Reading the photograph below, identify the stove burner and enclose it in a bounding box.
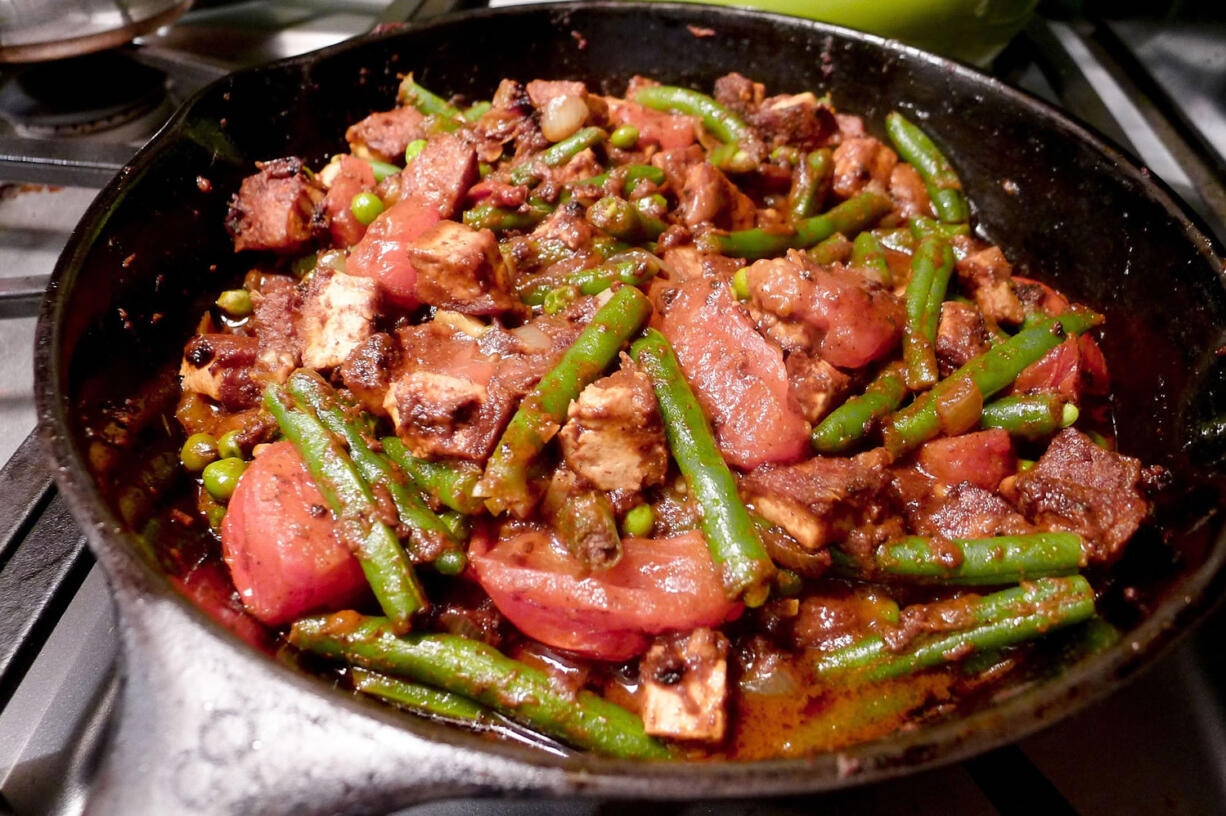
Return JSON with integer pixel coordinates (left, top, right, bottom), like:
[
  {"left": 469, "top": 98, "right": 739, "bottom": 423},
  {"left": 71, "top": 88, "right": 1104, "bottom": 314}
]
[{"left": 0, "top": 51, "right": 166, "bottom": 136}]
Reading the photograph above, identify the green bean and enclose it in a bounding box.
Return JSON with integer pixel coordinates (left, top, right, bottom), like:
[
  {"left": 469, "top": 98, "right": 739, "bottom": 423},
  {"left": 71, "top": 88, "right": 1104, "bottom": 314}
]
[
  {"left": 633, "top": 84, "right": 751, "bottom": 146},
  {"left": 631, "top": 329, "right": 774, "bottom": 605},
  {"left": 350, "top": 668, "right": 490, "bottom": 723},
  {"left": 808, "top": 233, "right": 851, "bottom": 266},
  {"left": 570, "top": 164, "right": 666, "bottom": 197},
  {"left": 909, "top": 215, "right": 971, "bottom": 242},
  {"left": 886, "top": 112, "right": 970, "bottom": 224},
  {"left": 811, "top": 362, "right": 908, "bottom": 454},
  {"left": 713, "top": 191, "right": 892, "bottom": 259},
  {"left": 365, "top": 159, "right": 401, "bottom": 182},
  {"left": 556, "top": 491, "right": 622, "bottom": 569},
  {"left": 510, "top": 126, "right": 607, "bottom": 186},
  {"left": 833, "top": 532, "right": 1086, "bottom": 584},
  {"left": 787, "top": 148, "right": 833, "bottom": 223},
  {"left": 463, "top": 101, "right": 491, "bottom": 122},
  {"left": 542, "top": 285, "right": 578, "bottom": 314},
  {"left": 381, "top": 437, "right": 485, "bottom": 515},
  {"left": 851, "top": 231, "right": 892, "bottom": 286},
  {"left": 980, "top": 394, "right": 1073, "bottom": 439},
  {"left": 264, "top": 384, "right": 426, "bottom": 632},
  {"left": 476, "top": 286, "right": 653, "bottom": 516},
  {"left": 290, "top": 614, "right": 670, "bottom": 759},
  {"left": 462, "top": 199, "right": 553, "bottom": 232},
  {"left": 815, "top": 577, "right": 1096, "bottom": 680},
  {"left": 882, "top": 310, "right": 1102, "bottom": 455},
  {"left": 398, "top": 74, "right": 461, "bottom": 119},
  {"left": 903, "top": 235, "right": 954, "bottom": 389},
  {"left": 287, "top": 370, "right": 455, "bottom": 558},
  {"left": 873, "top": 226, "right": 915, "bottom": 254},
  {"left": 520, "top": 250, "right": 661, "bottom": 306}
]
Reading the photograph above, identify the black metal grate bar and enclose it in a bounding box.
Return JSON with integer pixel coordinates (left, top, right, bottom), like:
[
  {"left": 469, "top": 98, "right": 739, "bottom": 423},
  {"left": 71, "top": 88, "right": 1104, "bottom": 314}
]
[{"left": 0, "top": 451, "right": 92, "bottom": 709}]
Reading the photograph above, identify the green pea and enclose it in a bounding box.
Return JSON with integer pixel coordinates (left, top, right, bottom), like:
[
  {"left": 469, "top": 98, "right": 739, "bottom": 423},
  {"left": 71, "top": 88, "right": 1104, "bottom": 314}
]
[
  {"left": 350, "top": 191, "right": 384, "bottom": 226},
  {"left": 775, "top": 568, "right": 803, "bottom": 597},
  {"left": 434, "top": 549, "right": 468, "bottom": 575},
  {"left": 543, "top": 285, "right": 578, "bottom": 315},
  {"left": 217, "top": 429, "right": 243, "bottom": 460},
  {"left": 478, "top": 162, "right": 493, "bottom": 178},
  {"left": 732, "top": 267, "right": 750, "bottom": 300},
  {"left": 202, "top": 457, "right": 246, "bottom": 502},
  {"left": 404, "top": 139, "right": 428, "bottom": 163},
  {"left": 366, "top": 159, "right": 400, "bottom": 182},
  {"left": 1017, "top": 458, "right": 1036, "bottom": 472},
  {"left": 1061, "top": 403, "right": 1080, "bottom": 427},
  {"left": 622, "top": 503, "right": 654, "bottom": 538},
  {"left": 180, "top": 433, "right": 219, "bottom": 472},
  {"left": 609, "top": 124, "right": 640, "bottom": 150},
  {"left": 215, "top": 289, "right": 253, "bottom": 318}
]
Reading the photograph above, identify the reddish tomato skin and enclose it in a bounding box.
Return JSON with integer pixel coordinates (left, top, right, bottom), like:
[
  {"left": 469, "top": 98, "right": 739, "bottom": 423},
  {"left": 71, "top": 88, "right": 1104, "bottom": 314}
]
[
  {"left": 170, "top": 562, "right": 270, "bottom": 650},
  {"left": 221, "top": 441, "right": 368, "bottom": 627},
  {"left": 917, "top": 429, "right": 1016, "bottom": 491},
  {"left": 345, "top": 198, "right": 441, "bottom": 308},
  {"left": 1014, "top": 336, "right": 1081, "bottom": 400},
  {"left": 469, "top": 529, "right": 741, "bottom": 661},
  {"left": 610, "top": 101, "right": 697, "bottom": 150},
  {"left": 658, "top": 277, "right": 810, "bottom": 469},
  {"left": 805, "top": 266, "right": 902, "bottom": 368},
  {"left": 1078, "top": 333, "right": 1111, "bottom": 395},
  {"left": 323, "top": 155, "right": 375, "bottom": 248}
]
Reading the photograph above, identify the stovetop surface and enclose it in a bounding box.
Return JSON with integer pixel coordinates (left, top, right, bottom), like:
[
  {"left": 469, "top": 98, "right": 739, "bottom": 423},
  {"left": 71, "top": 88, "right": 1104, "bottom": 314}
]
[{"left": 1, "top": 3, "right": 1224, "bottom": 814}]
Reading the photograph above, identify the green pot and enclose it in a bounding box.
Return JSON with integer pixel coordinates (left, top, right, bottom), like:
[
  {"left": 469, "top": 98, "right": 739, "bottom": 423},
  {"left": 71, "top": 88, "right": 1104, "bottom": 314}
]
[{"left": 640, "top": 0, "right": 1039, "bottom": 64}]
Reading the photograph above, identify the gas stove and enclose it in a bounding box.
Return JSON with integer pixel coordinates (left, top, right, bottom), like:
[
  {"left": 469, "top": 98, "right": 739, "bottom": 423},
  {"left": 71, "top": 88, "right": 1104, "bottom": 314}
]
[{"left": 0, "top": 4, "right": 1224, "bottom": 814}]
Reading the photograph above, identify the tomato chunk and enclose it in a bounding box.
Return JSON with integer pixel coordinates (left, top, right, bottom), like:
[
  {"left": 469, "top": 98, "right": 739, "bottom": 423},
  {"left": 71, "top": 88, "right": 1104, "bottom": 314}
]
[
  {"left": 469, "top": 529, "right": 741, "bottom": 661},
  {"left": 917, "top": 429, "right": 1016, "bottom": 491},
  {"left": 170, "top": 562, "right": 270, "bottom": 650},
  {"left": 221, "top": 441, "right": 368, "bottom": 626},
  {"left": 323, "top": 155, "right": 376, "bottom": 248},
  {"left": 610, "top": 100, "right": 697, "bottom": 150},
  {"left": 345, "top": 197, "right": 440, "bottom": 308},
  {"left": 658, "top": 277, "right": 810, "bottom": 469}
]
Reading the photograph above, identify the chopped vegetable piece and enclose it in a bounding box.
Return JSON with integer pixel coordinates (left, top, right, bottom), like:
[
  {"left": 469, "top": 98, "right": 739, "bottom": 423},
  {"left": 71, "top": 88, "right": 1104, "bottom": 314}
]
[
  {"left": 264, "top": 383, "right": 427, "bottom": 632},
  {"left": 885, "top": 111, "right": 970, "bottom": 224},
  {"left": 815, "top": 577, "right": 1096, "bottom": 680},
  {"left": 631, "top": 329, "right": 775, "bottom": 605},
  {"left": 290, "top": 613, "right": 670, "bottom": 759},
  {"left": 476, "top": 286, "right": 653, "bottom": 517}
]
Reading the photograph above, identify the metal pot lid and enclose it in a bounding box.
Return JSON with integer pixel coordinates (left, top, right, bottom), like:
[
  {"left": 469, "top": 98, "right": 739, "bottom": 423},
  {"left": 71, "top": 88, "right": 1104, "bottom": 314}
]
[{"left": 0, "top": 0, "right": 192, "bottom": 63}]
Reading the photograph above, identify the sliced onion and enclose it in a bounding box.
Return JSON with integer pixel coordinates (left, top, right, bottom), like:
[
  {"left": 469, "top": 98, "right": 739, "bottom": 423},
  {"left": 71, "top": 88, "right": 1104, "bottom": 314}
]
[
  {"left": 510, "top": 322, "right": 551, "bottom": 352},
  {"left": 541, "top": 95, "right": 589, "bottom": 142},
  {"left": 739, "top": 654, "right": 802, "bottom": 697}
]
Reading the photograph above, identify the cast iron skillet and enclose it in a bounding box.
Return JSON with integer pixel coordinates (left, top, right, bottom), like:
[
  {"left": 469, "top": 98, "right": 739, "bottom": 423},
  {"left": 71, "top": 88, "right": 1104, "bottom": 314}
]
[{"left": 35, "top": 3, "right": 1226, "bottom": 813}]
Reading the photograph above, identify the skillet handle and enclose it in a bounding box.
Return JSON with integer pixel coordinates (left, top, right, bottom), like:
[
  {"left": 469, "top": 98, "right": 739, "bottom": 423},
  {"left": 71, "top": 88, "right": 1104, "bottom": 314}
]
[{"left": 82, "top": 579, "right": 552, "bottom": 814}]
